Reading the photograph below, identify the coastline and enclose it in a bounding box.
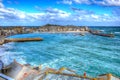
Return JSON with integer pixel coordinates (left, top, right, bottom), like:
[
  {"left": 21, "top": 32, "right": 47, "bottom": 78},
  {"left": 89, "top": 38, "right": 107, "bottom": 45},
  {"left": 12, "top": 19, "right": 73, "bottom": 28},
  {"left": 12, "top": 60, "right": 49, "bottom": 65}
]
[
  {"left": 0, "top": 30, "right": 88, "bottom": 45},
  {"left": 0, "top": 26, "right": 119, "bottom": 79},
  {"left": 35, "top": 31, "right": 88, "bottom": 33}
]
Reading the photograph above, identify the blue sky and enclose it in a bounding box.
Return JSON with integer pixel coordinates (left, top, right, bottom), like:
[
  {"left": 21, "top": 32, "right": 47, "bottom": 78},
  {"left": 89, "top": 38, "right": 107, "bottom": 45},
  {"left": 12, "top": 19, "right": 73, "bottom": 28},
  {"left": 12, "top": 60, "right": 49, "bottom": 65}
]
[{"left": 0, "top": 0, "right": 120, "bottom": 26}]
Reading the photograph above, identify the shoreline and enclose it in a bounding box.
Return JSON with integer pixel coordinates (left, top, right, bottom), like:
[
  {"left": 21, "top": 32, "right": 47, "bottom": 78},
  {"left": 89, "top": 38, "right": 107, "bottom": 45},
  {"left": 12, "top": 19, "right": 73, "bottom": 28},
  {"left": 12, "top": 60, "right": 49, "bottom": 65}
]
[
  {"left": 0, "top": 31, "right": 88, "bottom": 45},
  {"left": 0, "top": 29, "right": 119, "bottom": 79},
  {"left": 38, "top": 31, "right": 88, "bottom": 33}
]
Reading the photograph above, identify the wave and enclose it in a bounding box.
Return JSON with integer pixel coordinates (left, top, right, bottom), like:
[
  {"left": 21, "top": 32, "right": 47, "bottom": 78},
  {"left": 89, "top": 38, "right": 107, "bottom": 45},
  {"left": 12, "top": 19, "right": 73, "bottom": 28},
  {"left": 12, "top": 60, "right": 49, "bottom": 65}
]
[
  {"left": 0, "top": 43, "right": 14, "bottom": 56},
  {"left": 0, "top": 47, "right": 6, "bottom": 56},
  {"left": 0, "top": 42, "right": 17, "bottom": 66},
  {"left": 0, "top": 51, "right": 14, "bottom": 66},
  {"left": 0, "top": 51, "right": 26, "bottom": 66},
  {"left": 113, "top": 38, "right": 120, "bottom": 41},
  {"left": 0, "top": 33, "right": 120, "bottom": 77},
  {"left": 114, "top": 32, "right": 120, "bottom": 34},
  {"left": 100, "top": 30, "right": 105, "bottom": 32},
  {"left": 41, "top": 56, "right": 76, "bottom": 69}
]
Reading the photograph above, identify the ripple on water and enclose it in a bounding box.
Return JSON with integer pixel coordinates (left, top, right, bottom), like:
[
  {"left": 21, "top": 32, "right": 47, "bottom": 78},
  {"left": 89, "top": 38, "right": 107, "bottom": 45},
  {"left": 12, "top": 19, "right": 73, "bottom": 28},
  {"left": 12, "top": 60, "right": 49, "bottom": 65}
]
[{"left": 1, "top": 28, "right": 120, "bottom": 77}]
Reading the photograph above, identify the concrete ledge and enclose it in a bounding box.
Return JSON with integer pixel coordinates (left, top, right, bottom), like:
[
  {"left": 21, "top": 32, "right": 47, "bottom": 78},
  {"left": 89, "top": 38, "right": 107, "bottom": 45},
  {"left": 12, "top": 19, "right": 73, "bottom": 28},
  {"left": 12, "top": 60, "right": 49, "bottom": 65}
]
[
  {"left": 0, "top": 40, "right": 4, "bottom": 45},
  {"left": 4, "top": 38, "right": 43, "bottom": 43},
  {"left": 0, "top": 38, "right": 43, "bottom": 45}
]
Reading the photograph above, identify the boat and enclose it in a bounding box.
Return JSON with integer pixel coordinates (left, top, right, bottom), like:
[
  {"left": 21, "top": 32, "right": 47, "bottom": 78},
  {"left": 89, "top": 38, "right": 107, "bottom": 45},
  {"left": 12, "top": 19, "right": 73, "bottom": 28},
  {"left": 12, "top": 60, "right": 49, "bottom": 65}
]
[
  {"left": 89, "top": 30, "right": 114, "bottom": 37},
  {"left": 80, "top": 33, "right": 85, "bottom": 36}
]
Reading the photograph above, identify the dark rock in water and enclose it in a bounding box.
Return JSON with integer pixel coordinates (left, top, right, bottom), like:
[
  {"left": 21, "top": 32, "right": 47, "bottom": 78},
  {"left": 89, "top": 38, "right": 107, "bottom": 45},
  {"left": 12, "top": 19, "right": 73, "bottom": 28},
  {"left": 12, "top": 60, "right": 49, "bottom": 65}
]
[
  {"left": 24, "top": 63, "right": 31, "bottom": 66},
  {"left": 0, "top": 60, "right": 4, "bottom": 70},
  {"left": 33, "top": 67, "right": 39, "bottom": 70},
  {"left": 80, "top": 33, "right": 85, "bottom": 36}
]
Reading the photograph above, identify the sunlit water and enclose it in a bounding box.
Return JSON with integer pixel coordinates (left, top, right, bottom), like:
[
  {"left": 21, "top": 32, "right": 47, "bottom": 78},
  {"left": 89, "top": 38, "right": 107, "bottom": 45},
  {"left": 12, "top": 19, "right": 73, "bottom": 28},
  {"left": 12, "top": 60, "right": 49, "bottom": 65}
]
[{"left": 0, "top": 27, "right": 120, "bottom": 77}]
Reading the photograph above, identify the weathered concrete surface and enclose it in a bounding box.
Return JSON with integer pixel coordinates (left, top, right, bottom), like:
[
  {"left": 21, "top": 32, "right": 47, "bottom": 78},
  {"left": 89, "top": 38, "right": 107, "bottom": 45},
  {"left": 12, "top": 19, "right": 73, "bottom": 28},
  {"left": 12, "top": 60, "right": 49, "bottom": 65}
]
[
  {"left": 4, "top": 38, "right": 43, "bottom": 43},
  {"left": 2, "top": 61, "right": 120, "bottom": 80},
  {"left": 0, "top": 36, "right": 5, "bottom": 45},
  {"left": 0, "top": 38, "right": 43, "bottom": 45},
  {"left": 0, "top": 40, "right": 4, "bottom": 45}
]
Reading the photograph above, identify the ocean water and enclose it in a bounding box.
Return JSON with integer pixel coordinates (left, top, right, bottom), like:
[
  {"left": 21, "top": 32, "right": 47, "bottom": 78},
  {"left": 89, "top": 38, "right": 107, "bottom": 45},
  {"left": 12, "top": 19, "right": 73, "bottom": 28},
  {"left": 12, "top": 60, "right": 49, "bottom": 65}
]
[{"left": 0, "top": 27, "right": 120, "bottom": 77}]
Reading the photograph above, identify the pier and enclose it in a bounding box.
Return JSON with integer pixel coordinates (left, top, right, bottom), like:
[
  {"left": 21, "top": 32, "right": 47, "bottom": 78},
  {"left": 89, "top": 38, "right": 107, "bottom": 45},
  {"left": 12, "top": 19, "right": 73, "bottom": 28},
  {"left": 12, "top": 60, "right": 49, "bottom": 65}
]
[
  {"left": 0, "top": 38, "right": 43, "bottom": 45},
  {"left": 89, "top": 30, "right": 114, "bottom": 37}
]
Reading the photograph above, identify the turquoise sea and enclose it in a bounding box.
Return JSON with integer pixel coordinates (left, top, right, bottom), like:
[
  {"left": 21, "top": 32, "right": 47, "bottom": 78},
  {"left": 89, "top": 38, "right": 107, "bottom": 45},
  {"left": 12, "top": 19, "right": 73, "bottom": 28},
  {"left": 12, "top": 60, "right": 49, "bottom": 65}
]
[{"left": 0, "top": 27, "right": 120, "bottom": 77}]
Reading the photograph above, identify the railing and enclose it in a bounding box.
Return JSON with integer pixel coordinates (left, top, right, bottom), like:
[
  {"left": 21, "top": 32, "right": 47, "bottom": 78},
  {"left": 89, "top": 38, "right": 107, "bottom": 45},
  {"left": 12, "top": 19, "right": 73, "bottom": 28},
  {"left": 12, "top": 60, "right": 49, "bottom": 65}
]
[{"left": 0, "top": 73, "right": 15, "bottom": 80}]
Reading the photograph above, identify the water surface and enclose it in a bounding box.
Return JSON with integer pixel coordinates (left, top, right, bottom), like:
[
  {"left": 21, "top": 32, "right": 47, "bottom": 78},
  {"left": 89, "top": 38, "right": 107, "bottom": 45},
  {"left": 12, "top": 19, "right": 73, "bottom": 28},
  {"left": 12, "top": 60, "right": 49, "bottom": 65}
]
[{"left": 0, "top": 27, "right": 120, "bottom": 77}]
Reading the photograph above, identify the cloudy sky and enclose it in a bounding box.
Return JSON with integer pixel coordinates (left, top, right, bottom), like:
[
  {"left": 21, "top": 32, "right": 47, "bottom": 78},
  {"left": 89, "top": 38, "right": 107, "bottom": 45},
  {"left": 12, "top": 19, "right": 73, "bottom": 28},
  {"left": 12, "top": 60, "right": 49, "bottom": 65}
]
[{"left": 0, "top": 0, "right": 120, "bottom": 26}]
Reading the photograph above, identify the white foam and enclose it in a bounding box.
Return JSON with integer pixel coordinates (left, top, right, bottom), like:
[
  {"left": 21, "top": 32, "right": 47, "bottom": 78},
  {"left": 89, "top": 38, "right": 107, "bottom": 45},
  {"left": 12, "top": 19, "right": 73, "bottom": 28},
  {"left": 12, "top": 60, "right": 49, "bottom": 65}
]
[
  {"left": 2, "top": 42, "right": 15, "bottom": 49},
  {"left": 114, "top": 32, "right": 120, "bottom": 34},
  {"left": 100, "top": 30, "right": 105, "bottom": 32},
  {"left": 0, "top": 41, "right": 28, "bottom": 66},
  {"left": 0, "top": 52, "right": 13, "bottom": 66},
  {"left": 42, "top": 56, "right": 76, "bottom": 69},
  {"left": 16, "top": 57, "right": 26, "bottom": 64},
  {"left": 0, "top": 47, "right": 6, "bottom": 56},
  {"left": 0, "top": 51, "right": 27, "bottom": 66},
  {"left": 0, "top": 42, "right": 14, "bottom": 56}
]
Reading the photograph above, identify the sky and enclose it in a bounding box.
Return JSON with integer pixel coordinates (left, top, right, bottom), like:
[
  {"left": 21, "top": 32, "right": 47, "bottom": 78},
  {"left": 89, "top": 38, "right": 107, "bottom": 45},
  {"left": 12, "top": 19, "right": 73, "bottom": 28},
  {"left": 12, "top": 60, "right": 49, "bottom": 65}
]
[{"left": 0, "top": 0, "right": 120, "bottom": 26}]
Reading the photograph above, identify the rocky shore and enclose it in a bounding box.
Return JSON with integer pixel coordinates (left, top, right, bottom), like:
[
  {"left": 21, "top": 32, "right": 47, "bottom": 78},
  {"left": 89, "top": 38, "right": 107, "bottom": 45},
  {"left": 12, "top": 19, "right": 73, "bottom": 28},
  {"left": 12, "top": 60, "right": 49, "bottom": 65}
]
[
  {"left": 0, "top": 24, "right": 114, "bottom": 45},
  {"left": 0, "top": 24, "right": 89, "bottom": 37},
  {"left": 0, "top": 24, "right": 89, "bottom": 45}
]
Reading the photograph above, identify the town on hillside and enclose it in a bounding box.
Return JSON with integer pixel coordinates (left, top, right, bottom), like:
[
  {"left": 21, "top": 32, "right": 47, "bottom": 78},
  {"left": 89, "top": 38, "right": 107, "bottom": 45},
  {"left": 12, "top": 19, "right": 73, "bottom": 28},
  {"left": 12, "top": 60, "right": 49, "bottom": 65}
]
[{"left": 0, "top": 24, "right": 89, "bottom": 37}]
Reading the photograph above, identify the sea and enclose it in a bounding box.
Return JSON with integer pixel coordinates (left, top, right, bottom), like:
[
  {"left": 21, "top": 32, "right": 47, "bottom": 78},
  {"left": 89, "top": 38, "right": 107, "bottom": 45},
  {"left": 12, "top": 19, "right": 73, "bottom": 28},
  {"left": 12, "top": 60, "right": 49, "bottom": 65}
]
[{"left": 0, "top": 27, "right": 120, "bottom": 77}]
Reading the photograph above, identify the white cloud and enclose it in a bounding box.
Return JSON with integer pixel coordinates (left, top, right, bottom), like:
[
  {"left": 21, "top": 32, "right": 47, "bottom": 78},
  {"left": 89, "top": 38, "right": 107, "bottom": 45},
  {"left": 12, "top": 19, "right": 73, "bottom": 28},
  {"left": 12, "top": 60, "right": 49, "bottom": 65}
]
[
  {"left": 62, "top": 0, "right": 72, "bottom": 5},
  {"left": 60, "top": 0, "right": 120, "bottom": 6},
  {"left": 0, "top": 0, "right": 4, "bottom": 8},
  {"left": 71, "top": 7, "right": 94, "bottom": 15},
  {"left": 92, "top": 0, "right": 120, "bottom": 6},
  {"left": 0, "top": 3, "right": 3, "bottom": 8},
  {"left": 91, "top": 14, "right": 99, "bottom": 19},
  {"left": 0, "top": 15, "right": 4, "bottom": 19},
  {"left": 74, "top": 0, "right": 90, "bottom": 4},
  {"left": 70, "top": 8, "right": 120, "bottom": 23},
  {"left": 0, "top": 6, "right": 72, "bottom": 25},
  {"left": 34, "top": 6, "right": 42, "bottom": 11},
  {"left": 27, "top": 13, "right": 45, "bottom": 20},
  {"left": 44, "top": 8, "right": 71, "bottom": 19},
  {"left": 0, "top": 1, "right": 120, "bottom": 26},
  {"left": 0, "top": 6, "right": 119, "bottom": 25},
  {"left": 112, "top": 8, "right": 120, "bottom": 16},
  {"left": 0, "top": 8, "right": 27, "bottom": 20},
  {"left": 45, "top": 8, "right": 67, "bottom": 14},
  {"left": 59, "top": 0, "right": 90, "bottom": 5}
]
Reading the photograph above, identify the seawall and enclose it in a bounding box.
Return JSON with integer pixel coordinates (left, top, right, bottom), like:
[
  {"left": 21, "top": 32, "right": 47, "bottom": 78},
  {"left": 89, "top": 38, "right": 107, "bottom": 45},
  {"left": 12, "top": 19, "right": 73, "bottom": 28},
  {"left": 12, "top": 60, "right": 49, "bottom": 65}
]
[{"left": 0, "top": 38, "right": 43, "bottom": 45}]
